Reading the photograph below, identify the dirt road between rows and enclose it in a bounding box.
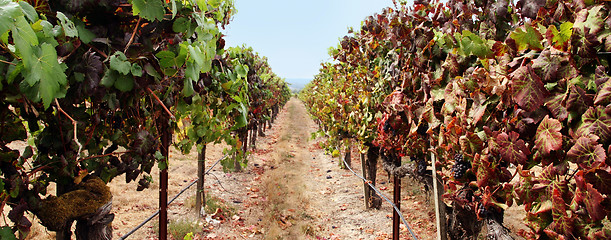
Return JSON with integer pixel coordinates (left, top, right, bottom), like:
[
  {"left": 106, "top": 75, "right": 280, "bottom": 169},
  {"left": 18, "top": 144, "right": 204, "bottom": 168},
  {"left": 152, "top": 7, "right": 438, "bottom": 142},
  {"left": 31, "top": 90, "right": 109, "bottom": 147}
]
[{"left": 27, "top": 98, "right": 437, "bottom": 240}]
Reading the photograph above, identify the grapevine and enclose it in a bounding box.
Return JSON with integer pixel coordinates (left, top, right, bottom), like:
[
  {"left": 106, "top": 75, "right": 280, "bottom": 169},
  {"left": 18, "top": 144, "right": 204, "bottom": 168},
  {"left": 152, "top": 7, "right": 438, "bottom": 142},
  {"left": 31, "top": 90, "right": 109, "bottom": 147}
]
[
  {"left": 302, "top": 0, "right": 611, "bottom": 238},
  {"left": 0, "top": 0, "right": 289, "bottom": 239}
]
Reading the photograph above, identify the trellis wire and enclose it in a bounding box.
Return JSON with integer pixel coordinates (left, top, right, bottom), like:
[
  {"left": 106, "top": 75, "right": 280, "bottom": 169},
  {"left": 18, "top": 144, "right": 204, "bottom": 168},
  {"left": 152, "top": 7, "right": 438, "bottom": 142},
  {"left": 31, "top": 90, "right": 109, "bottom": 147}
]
[
  {"left": 118, "top": 153, "right": 228, "bottom": 240},
  {"left": 341, "top": 156, "right": 420, "bottom": 240}
]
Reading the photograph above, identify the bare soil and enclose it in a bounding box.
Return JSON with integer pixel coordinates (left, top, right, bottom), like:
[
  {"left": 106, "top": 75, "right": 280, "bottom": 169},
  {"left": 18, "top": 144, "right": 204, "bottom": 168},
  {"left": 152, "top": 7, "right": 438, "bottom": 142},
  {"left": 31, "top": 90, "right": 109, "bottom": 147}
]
[{"left": 26, "top": 98, "right": 442, "bottom": 239}]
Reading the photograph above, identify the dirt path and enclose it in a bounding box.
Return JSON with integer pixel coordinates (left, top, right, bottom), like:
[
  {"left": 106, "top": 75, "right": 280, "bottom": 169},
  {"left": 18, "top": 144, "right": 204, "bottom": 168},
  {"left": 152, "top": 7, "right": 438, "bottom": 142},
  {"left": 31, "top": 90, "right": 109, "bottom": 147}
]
[{"left": 25, "top": 97, "right": 437, "bottom": 240}]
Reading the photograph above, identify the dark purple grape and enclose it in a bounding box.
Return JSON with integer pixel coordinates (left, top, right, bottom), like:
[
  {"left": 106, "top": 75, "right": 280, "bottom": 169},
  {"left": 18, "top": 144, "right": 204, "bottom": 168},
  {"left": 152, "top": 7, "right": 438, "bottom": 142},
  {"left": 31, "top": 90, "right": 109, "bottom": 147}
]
[{"left": 451, "top": 154, "right": 471, "bottom": 179}]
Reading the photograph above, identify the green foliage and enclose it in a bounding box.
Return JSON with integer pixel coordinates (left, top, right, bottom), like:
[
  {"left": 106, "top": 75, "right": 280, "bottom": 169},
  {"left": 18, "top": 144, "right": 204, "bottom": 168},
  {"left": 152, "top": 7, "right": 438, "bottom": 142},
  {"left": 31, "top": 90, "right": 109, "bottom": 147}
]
[{"left": 0, "top": 0, "right": 254, "bottom": 238}]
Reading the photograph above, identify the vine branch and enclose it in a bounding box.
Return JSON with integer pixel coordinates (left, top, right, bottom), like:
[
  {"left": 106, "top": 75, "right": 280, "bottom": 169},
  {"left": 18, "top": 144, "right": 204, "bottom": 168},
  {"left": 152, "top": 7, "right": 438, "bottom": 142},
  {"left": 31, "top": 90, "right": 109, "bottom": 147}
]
[
  {"left": 124, "top": 17, "right": 142, "bottom": 54},
  {"left": 146, "top": 87, "right": 176, "bottom": 120},
  {"left": 55, "top": 99, "right": 83, "bottom": 157}
]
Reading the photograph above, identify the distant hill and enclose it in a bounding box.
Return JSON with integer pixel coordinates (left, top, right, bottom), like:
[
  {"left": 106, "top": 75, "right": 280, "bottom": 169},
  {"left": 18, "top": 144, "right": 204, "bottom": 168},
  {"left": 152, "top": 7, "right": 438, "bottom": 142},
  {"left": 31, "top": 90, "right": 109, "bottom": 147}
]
[{"left": 285, "top": 78, "right": 311, "bottom": 92}]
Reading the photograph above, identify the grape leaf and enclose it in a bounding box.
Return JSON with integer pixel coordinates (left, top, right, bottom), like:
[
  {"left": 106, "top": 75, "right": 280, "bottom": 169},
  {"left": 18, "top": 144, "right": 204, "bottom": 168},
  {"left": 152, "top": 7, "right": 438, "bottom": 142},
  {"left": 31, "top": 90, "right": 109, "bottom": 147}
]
[
  {"left": 131, "top": 63, "right": 143, "bottom": 77},
  {"left": 0, "top": 226, "right": 17, "bottom": 240},
  {"left": 575, "top": 171, "right": 607, "bottom": 222},
  {"left": 75, "top": 19, "right": 95, "bottom": 44},
  {"left": 0, "top": 0, "right": 21, "bottom": 35},
  {"left": 100, "top": 69, "right": 119, "bottom": 87},
  {"left": 114, "top": 74, "right": 134, "bottom": 92},
  {"left": 510, "top": 65, "right": 549, "bottom": 112},
  {"left": 23, "top": 43, "right": 68, "bottom": 109},
  {"left": 535, "top": 116, "right": 563, "bottom": 155},
  {"left": 510, "top": 24, "right": 543, "bottom": 51},
  {"left": 131, "top": 0, "right": 165, "bottom": 21},
  {"left": 56, "top": 12, "right": 77, "bottom": 38},
  {"left": 13, "top": 16, "right": 38, "bottom": 47},
  {"left": 566, "top": 84, "right": 592, "bottom": 113},
  {"left": 546, "top": 22, "right": 572, "bottom": 48},
  {"left": 532, "top": 49, "right": 570, "bottom": 82},
  {"left": 567, "top": 136, "right": 606, "bottom": 170},
  {"left": 545, "top": 93, "right": 568, "bottom": 121},
  {"left": 495, "top": 131, "right": 530, "bottom": 165},
  {"left": 584, "top": 169, "right": 611, "bottom": 195},
  {"left": 457, "top": 30, "right": 492, "bottom": 58},
  {"left": 17, "top": 1, "right": 37, "bottom": 23},
  {"left": 173, "top": 17, "right": 190, "bottom": 33},
  {"left": 576, "top": 106, "right": 611, "bottom": 143},
  {"left": 549, "top": 186, "right": 574, "bottom": 235},
  {"left": 109, "top": 52, "right": 131, "bottom": 75},
  {"left": 574, "top": 6, "right": 604, "bottom": 35},
  {"left": 594, "top": 79, "right": 611, "bottom": 105}
]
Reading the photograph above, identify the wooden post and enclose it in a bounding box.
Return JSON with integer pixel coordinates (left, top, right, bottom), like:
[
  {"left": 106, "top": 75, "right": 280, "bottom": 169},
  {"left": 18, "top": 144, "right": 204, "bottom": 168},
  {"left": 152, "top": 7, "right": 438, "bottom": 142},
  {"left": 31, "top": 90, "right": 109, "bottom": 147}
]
[
  {"left": 431, "top": 152, "right": 448, "bottom": 240},
  {"left": 344, "top": 143, "right": 352, "bottom": 168},
  {"left": 159, "top": 125, "right": 171, "bottom": 240},
  {"left": 195, "top": 145, "right": 206, "bottom": 217},
  {"left": 361, "top": 153, "right": 370, "bottom": 208},
  {"left": 393, "top": 172, "right": 401, "bottom": 240}
]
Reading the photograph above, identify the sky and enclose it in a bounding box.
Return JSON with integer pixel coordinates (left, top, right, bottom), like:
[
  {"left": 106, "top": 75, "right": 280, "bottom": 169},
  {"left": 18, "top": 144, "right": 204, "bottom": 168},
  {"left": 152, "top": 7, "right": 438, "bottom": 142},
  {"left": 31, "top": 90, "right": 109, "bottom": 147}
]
[{"left": 222, "top": 0, "right": 395, "bottom": 87}]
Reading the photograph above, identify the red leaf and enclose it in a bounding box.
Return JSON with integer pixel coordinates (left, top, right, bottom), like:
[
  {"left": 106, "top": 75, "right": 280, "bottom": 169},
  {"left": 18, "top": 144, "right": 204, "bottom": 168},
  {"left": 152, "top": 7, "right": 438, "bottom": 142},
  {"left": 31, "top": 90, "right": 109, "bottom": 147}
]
[
  {"left": 545, "top": 93, "right": 568, "bottom": 121},
  {"left": 575, "top": 171, "right": 608, "bottom": 222},
  {"left": 594, "top": 79, "right": 611, "bottom": 105},
  {"left": 567, "top": 136, "right": 606, "bottom": 170},
  {"left": 584, "top": 169, "right": 611, "bottom": 195},
  {"left": 510, "top": 65, "right": 549, "bottom": 112},
  {"left": 576, "top": 106, "right": 611, "bottom": 143},
  {"left": 535, "top": 115, "right": 563, "bottom": 155},
  {"left": 495, "top": 131, "right": 530, "bottom": 165}
]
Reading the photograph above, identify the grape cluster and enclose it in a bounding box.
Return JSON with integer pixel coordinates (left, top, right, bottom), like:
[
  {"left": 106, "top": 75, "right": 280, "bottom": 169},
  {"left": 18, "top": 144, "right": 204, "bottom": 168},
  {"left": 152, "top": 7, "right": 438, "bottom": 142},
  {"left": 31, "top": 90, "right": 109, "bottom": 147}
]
[
  {"left": 416, "top": 158, "right": 427, "bottom": 176},
  {"left": 451, "top": 154, "right": 471, "bottom": 179}
]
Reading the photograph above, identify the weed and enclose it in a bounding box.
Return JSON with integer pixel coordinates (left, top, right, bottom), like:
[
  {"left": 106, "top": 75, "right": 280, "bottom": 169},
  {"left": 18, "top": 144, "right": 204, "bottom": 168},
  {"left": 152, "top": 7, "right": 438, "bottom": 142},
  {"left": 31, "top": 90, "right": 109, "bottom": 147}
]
[
  {"left": 205, "top": 194, "right": 235, "bottom": 216},
  {"left": 168, "top": 220, "right": 200, "bottom": 240}
]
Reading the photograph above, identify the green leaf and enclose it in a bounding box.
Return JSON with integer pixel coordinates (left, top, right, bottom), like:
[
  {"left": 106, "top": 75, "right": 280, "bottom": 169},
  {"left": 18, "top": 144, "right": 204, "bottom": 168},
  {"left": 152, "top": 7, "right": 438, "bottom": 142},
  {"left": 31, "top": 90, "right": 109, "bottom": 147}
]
[
  {"left": 457, "top": 30, "right": 492, "bottom": 58},
  {"left": 131, "top": 0, "right": 165, "bottom": 21},
  {"left": 114, "top": 74, "right": 134, "bottom": 92},
  {"left": 0, "top": 0, "right": 22, "bottom": 35},
  {"left": 183, "top": 78, "right": 194, "bottom": 97},
  {"left": 535, "top": 116, "right": 563, "bottom": 155},
  {"left": 510, "top": 65, "right": 549, "bottom": 112},
  {"left": 13, "top": 16, "right": 38, "bottom": 47},
  {"left": 236, "top": 64, "right": 248, "bottom": 79},
  {"left": 56, "top": 12, "right": 78, "bottom": 38},
  {"left": 208, "top": 0, "right": 221, "bottom": 8},
  {"left": 510, "top": 24, "right": 543, "bottom": 51},
  {"left": 17, "top": 1, "right": 37, "bottom": 23},
  {"left": 101, "top": 69, "right": 119, "bottom": 87},
  {"left": 131, "top": 63, "right": 143, "bottom": 77},
  {"left": 24, "top": 43, "right": 68, "bottom": 109},
  {"left": 144, "top": 63, "right": 161, "bottom": 80},
  {"left": 550, "top": 22, "right": 573, "bottom": 45},
  {"left": 0, "top": 226, "right": 17, "bottom": 240},
  {"left": 196, "top": 0, "right": 208, "bottom": 11},
  {"left": 188, "top": 45, "right": 204, "bottom": 67},
  {"left": 75, "top": 19, "right": 95, "bottom": 44},
  {"left": 173, "top": 17, "right": 190, "bottom": 33},
  {"left": 110, "top": 52, "right": 131, "bottom": 75}
]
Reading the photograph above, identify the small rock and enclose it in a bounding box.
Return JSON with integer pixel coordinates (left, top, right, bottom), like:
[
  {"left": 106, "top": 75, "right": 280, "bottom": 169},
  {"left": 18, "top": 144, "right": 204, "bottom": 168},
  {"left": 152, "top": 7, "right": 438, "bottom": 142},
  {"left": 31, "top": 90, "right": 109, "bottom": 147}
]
[
  {"left": 326, "top": 176, "right": 332, "bottom": 179},
  {"left": 326, "top": 170, "right": 332, "bottom": 173}
]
